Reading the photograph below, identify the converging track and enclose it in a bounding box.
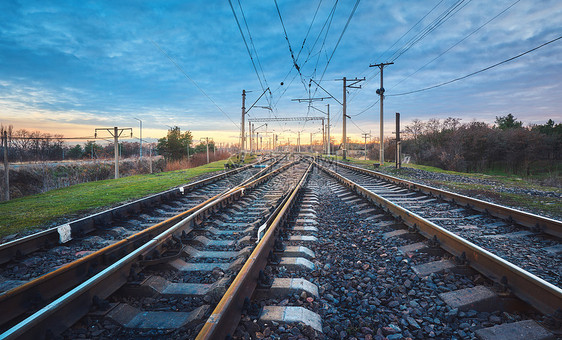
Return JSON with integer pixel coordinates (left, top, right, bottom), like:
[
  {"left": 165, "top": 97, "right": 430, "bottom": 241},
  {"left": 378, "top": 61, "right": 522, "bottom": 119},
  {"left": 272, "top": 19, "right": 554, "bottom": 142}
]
[{"left": 0, "top": 155, "right": 560, "bottom": 339}]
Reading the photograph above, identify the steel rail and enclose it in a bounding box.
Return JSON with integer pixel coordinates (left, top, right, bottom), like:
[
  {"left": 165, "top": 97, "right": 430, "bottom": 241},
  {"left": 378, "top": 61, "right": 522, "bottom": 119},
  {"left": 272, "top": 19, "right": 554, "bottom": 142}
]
[
  {"left": 316, "top": 161, "right": 562, "bottom": 316},
  {"left": 0, "top": 159, "right": 278, "bottom": 328},
  {"left": 196, "top": 161, "right": 313, "bottom": 339},
  {"left": 0, "top": 159, "right": 293, "bottom": 336},
  {"left": 321, "top": 159, "right": 562, "bottom": 238},
  {"left": 0, "top": 161, "right": 265, "bottom": 265}
]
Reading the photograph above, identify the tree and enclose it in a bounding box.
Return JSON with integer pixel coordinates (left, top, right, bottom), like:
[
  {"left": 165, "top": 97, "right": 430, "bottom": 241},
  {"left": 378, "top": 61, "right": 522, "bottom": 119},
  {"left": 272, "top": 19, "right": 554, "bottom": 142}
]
[
  {"left": 67, "top": 144, "right": 83, "bottom": 159},
  {"left": 157, "top": 126, "right": 193, "bottom": 160},
  {"left": 495, "top": 114, "right": 522, "bottom": 130}
]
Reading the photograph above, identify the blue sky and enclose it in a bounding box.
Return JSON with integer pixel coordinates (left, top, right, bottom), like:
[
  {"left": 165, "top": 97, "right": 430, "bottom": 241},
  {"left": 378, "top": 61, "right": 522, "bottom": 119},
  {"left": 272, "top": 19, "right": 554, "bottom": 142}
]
[{"left": 1, "top": 0, "right": 561, "bottom": 144}]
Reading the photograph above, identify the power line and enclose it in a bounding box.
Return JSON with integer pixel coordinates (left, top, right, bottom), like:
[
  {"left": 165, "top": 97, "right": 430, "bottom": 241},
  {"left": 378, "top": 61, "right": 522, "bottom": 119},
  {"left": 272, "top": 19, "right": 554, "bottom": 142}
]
[
  {"left": 390, "top": 0, "right": 520, "bottom": 90},
  {"left": 389, "top": 34, "right": 562, "bottom": 97},
  {"left": 375, "top": 0, "right": 445, "bottom": 63},
  {"left": 274, "top": 0, "right": 302, "bottom": 77},
  {"left": 389, "top": 0, "right": 471, "bottom": 62},
  {"left": 316, "top": 0, "right": 360, "bottom": 83},
  {"left": 150, "top": 40, "right": 239, "bottom": 129},
  {"left": 228, "top": 0, "right": 266, "bottom": 91},
  {"left": 236, "top": 0, "right": 273, "bottom": 107}
]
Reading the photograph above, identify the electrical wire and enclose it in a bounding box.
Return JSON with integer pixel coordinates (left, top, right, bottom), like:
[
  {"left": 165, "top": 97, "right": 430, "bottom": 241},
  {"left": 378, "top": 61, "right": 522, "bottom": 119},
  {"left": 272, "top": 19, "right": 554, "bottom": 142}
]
[
  {"left": 150, "top": 40, "right": 239, "bottom": 129},
  {"left": 388, "top": 34, "right": 562, "bottom": 97},
  {"left": 390, "top": 0, "right": 520, "bottom": 90},
  {"left": 317, "top": 0, "right": 360, "bottom": 84},
  {"left": 236, "top": 0, "right": 273, "bottom": 106},
  {"left": 389, "top": 0, "right": 471, "bottom": 62},
  {"left": 229, "top": 0, "right": 266, "bottom": 91}
]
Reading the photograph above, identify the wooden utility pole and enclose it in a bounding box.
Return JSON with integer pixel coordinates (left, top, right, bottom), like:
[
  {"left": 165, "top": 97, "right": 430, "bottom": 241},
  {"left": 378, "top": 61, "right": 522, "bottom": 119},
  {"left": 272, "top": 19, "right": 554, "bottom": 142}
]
[
  {"left": 3, "top": 131, "right": 9, "bottom": 201},
  {"left": 369, "top": 62, "right": 393, "bottom": 166},
  {"left": 95, "top": 127, "right": 132, "bottom": 179}
]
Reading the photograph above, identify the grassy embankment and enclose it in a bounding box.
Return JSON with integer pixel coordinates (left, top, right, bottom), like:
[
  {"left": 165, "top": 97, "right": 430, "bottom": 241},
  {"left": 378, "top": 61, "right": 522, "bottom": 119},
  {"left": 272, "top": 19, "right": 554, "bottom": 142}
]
[
  {"left": 331, "top": 156, "right": 562, "bottom": 219},
  {"left": 0, "top": 156, "right": 256, "bottom": 238}
]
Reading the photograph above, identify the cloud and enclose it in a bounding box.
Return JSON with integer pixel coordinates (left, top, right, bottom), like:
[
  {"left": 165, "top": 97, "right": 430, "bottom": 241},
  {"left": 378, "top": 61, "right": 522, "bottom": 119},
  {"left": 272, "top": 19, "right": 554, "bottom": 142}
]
[{"left": 0, "top": 0, "right": 561, "bottom": 143}]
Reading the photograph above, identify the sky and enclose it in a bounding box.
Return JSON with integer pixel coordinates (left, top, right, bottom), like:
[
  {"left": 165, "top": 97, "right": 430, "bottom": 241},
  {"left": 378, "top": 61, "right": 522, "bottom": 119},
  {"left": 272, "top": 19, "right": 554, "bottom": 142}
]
[{"left": 1, "top": 0, "right": 561, "bottom": 145}]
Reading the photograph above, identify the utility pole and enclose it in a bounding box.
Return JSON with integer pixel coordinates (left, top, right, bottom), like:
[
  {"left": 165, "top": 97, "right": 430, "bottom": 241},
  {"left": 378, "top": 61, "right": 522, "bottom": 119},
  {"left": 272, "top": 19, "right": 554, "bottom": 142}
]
[
  {"left": 326, "top": 104, "right": 332, "bottom": 155},
  {"left": 321, "top": 118, "right": 325, "bottom": 154},
  {"left": 396, "top": 112, "right": 401, "bottom": 169},
  {"left": 297, "top": 131, "right": 300, "bottom": 153},
  {"left": 310, "top": 132, "right": 313, "bottom": 153},
  {"left": 95, "top": 127, "right": 132, "bottom": 179},
  {"left": 340, "top": 77, "right": 365, "bottom": 160},
  {"left": 241, "top": 90, "right": 246, "bottom": 156},
  {"left": 149, "top": 144, "right": 153, "bottom": 174},
  {"left": 2, "top": 131, "right": 9, "bottom": 201},
  {"left": 134, "top": 118, "right": 142, "bottom": 159},
  {"left": 362, "top": 132, "right": 371, "bottom": 160},
  {"left": 203, "top": 137, "right": 211, "bottom": 164},
  {"left": 369, "top": 62, "right": 393, "bottom": 166}
]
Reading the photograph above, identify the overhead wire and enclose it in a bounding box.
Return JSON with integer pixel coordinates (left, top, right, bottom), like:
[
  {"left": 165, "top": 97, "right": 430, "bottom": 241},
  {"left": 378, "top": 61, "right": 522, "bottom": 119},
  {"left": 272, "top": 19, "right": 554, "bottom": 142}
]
[
  {"left": 388, "top": 34, "right": 562, "bottom": 97},
  {"left": 150, "top": 40, "right": 239, "bottom": 129},
  {"left": 236, "top": 0, "right": 273, "bottom": 106},
  {"left": 228, "top": 0, "right": 266, "bottom": 91},
  {"left": 388, "top": 0, "right": 471, "bottom": 62},
  {"left": 390, "top": 0, "right": 521, "bottom": 90}
]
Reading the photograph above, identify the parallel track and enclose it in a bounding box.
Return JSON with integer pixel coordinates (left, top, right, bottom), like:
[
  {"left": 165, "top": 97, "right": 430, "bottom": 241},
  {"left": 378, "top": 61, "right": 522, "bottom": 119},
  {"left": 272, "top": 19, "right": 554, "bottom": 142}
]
[
  {"left": 0, "top": 158, "right": 311, "bottom": 339},
  {"left": 316, "top": 159, "right": 562, "bottom": 318}
]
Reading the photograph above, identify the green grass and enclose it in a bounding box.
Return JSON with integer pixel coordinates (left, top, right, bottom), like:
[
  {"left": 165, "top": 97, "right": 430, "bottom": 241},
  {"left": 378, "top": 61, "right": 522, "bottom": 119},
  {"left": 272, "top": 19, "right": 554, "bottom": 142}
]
[{"left": 0, "top": 159, "right": 232, "bottom": 238}]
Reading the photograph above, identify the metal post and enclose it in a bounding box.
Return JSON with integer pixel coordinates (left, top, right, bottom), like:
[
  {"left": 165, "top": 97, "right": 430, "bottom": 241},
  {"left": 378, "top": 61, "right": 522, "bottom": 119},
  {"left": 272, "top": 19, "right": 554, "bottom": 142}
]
[
  {"left": 362, "top": 133, "right": 370, "bottom": 160},
  {"left": 396, "top": 112, "right": 402, "bottom": 169},
  {"left": 3, "top": 131, "right": 9, "bottom": 201},
  {"left": 134, "top": 118, "right": 142, "bottom": 159},
  {"left": 310, "top": 132, "right": 313, "bottom": 153},
  {"left": 370, "top": 62, "right": 393, "bottom": 166},
  {"left": 327, "top": 104, "right": 331, "bottom": 155},
  {"left": 342, "top": 77, "right": 347, "bottom": 159},
  {"left": 206, "top": 137, "right": 210, "bottom": 164},
  {"left": 322, "top": 118, "right": 325, "bottom": 154},
  {"left": 298, "top": 131, "right": 300, "bottom": 153},
  {"left": 114, "top": 127, "right": 119, "bottom": 179},
  {"left": 248, "top": 121, "right": 251, "bottom": 153},
  {"left": 379, "top": 70, "right": 384, "bottom": 165},
  {"left": 241, "top": 90, "right": 246, "bottom": 154},
  {"left": 149, "top": 145, "right": 153, "bottom": 174}
]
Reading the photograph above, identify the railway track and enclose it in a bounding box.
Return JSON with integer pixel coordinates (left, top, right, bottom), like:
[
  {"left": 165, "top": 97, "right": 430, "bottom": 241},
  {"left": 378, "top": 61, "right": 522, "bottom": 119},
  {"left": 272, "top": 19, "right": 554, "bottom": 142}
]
[
  {"left": 0, "top": 157, "right": 277, "bottom": 333},
  {"left": 1, "top": 156, "right": 560, "bottom": 339},
  {"left": 228, "top": 161, "right": 560, "bottom": 339},
  {"left": 315, "top": 159, "right": 561, "bottom": 335},
  {"left": 0, "top": 157, "right": 312, "bottom": 339}
]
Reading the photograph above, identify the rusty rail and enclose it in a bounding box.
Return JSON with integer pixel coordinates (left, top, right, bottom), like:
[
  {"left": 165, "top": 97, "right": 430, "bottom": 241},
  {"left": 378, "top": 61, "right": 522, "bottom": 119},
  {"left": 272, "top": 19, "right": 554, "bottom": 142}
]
[
  {"left": 321, "top": 159, "right": 562, "bottom": 239},
  {"left": 317, "top": 161, "right": 562, "bottom": 316},
  {"left": 196, "top": 161, "right": 313, "bottom": 339},
  {"left": 0, "top": 159, "right": 294, "bottom": 339},
  {"left": 0, "top": 161, "right": 268, "bottom": 265}
]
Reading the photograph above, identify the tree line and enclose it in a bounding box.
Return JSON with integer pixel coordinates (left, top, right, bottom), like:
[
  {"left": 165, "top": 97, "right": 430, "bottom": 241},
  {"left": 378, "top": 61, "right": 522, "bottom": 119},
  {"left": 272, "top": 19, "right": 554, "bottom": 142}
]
[
  {"left": 0, "top": 124, "right": 220, "bottom": 163},
  {"left": 400, "top": 115, "right": 561, "bottom": 175}
]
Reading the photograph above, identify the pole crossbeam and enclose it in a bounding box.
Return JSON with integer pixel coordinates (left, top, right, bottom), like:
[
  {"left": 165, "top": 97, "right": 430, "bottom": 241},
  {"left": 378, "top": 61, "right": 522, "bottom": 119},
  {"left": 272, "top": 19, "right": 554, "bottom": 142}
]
[
  {"left": 94, "top": 127, "right": 132, "bottom": 179},
  {"left": 248, "top": 117, "right": 325, "bottom": 122}
]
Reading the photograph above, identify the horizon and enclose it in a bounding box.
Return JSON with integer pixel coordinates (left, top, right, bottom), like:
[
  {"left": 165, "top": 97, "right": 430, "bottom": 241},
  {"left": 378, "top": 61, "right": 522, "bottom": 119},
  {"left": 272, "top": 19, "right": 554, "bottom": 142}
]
[{"left": 1, "top": 1, "right": 561, "bottom": 144}]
